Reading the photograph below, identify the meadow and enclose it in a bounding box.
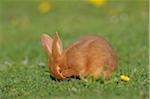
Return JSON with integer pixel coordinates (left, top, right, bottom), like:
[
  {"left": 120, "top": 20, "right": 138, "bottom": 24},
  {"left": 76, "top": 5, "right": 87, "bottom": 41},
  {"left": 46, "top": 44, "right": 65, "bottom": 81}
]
[{"left": 0, "top": 0, "right": 149, "bottom": 99}]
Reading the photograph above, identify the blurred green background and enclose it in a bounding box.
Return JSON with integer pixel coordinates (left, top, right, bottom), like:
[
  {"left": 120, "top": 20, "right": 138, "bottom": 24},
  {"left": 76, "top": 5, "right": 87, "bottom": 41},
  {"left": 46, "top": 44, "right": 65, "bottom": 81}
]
[{"left": 0, "top": 0, "right": 149, "bottom": 99}]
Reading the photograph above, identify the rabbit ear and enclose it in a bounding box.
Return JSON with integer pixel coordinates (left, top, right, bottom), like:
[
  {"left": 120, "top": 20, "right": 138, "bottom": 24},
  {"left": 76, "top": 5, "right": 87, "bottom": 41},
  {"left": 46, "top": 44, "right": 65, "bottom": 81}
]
[
  {"left": 41, "top": 33, "right": 53, "bottom": 56},
  {"left": 52, "top": 32, "right": 63, "bottom": 60}
]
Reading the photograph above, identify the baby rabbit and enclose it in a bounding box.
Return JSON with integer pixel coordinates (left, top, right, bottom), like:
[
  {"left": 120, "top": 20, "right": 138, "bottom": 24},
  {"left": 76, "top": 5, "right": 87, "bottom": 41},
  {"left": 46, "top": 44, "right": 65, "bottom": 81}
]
[{"left": 41, "top": 32, "right": 118, "bottom": 80}]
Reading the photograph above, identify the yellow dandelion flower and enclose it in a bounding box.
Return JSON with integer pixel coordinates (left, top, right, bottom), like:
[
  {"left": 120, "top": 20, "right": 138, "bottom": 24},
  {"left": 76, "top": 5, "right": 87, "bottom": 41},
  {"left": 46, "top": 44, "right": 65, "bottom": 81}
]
[
  {"left": 120, "top": 75, "right": 130, "bottom": 81},
  {"left": 87, "top": 0, "right": 106, "bottom": 7},
  {"left": 38, "top": 1, "right": 51, "bottom": 14}
]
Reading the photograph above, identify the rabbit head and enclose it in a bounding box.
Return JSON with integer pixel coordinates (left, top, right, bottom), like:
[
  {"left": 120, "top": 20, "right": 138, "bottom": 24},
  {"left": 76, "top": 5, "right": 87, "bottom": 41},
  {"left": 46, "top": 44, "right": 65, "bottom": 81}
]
[{"left": 41, "top": 32, "right": 65, "bottom": 80}]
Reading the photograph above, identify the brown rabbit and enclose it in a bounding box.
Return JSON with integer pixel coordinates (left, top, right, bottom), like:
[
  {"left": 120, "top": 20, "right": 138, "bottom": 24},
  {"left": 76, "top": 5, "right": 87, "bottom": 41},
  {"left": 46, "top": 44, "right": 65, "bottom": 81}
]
[{"left": 41, "top": 32, "right": 118, "bottom": 80}]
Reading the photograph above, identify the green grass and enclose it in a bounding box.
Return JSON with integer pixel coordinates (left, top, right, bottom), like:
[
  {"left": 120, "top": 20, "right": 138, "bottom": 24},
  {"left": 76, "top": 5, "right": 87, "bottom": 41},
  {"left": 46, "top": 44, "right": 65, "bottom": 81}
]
[{"left": 0, "top": 0, "right": 149, "bottom": 99}]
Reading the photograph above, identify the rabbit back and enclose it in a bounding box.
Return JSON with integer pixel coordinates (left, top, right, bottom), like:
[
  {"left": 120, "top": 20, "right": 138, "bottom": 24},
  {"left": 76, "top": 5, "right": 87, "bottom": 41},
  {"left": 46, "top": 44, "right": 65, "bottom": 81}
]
[{"left": 64, "top": 36, "right": 118, "bottom": 78}]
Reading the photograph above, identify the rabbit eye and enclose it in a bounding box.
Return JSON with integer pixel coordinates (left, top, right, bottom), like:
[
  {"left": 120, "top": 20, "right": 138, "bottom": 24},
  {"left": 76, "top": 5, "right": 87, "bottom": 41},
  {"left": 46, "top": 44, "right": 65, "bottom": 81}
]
[{"left": 103, "top": 65, "right": 109, "bottom": 71}]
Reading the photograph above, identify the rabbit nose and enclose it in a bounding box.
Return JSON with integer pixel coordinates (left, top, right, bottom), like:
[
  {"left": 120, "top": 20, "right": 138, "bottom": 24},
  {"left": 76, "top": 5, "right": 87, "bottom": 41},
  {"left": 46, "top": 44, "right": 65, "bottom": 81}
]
[{"left": 50, "top": 64, "right": 65, "bottom": 80}]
